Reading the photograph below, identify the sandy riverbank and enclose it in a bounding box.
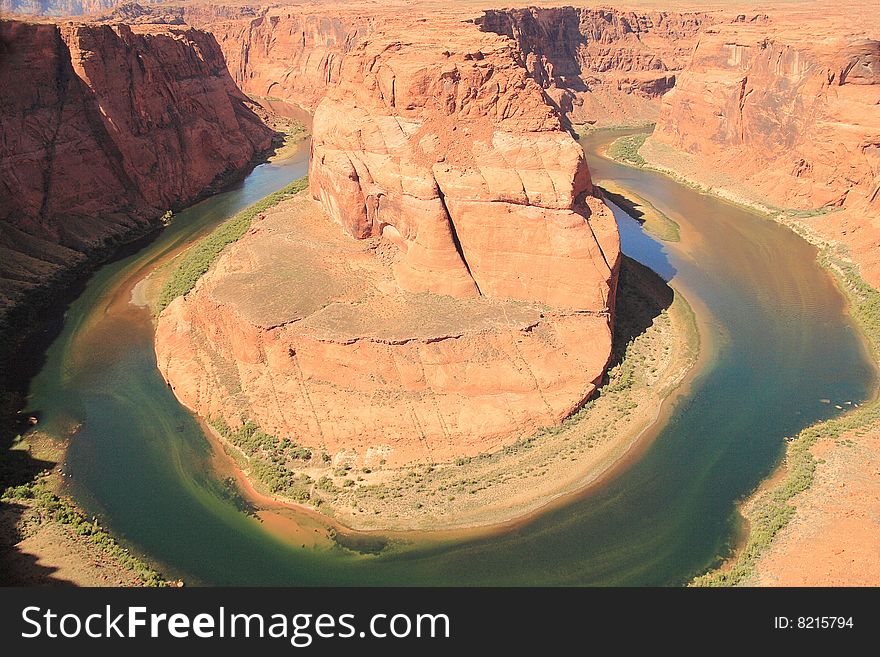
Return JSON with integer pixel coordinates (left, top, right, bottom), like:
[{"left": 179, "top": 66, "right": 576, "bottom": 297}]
[
  {"left": 603, "top": 132, "right": 880, "bottom": 586},
  {"left": 154, "top": 250, "right": 700, "bottom": 536}
]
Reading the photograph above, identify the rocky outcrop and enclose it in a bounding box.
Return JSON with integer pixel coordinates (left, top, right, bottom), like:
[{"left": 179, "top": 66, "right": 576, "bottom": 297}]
[
  {"left": 309, "top": 22, "right": 619, "bottom": 309},
  {"left": 156, "top": 16, "right": 620, "bottom": 468},
  {"left": 650, "top": 18, "right": 880, "bottom": 284},
  {"left": 189, "top": 7, "right": 373, "bottom": 111},
  {"left": 0, "top": 0, "right": 153, "bottom": 17},
  {"left": 156, "top": 195, "right": 616, "bottom": 468},
  {"left": 0, "top": 19, "right": 272, "bottom": 356},
  {"left": 476, "top": 7, "right": 709, "bottom": 125},
  {"left": 127, "top": 4, "right": 705, "bottom": 126}
]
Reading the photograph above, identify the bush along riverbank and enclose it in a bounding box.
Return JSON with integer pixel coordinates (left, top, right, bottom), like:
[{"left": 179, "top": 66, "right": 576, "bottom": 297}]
[
  {"left": 157, "top": 177, "right": 309, "bottom": 311},
  {"left": 603, "top": 132, "right": 880, "bottom": 586}
]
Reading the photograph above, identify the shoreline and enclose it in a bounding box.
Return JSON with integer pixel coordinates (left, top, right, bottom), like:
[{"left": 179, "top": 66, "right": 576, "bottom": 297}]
[
  {"left": 602, "top": 131, "right": 880, "bottom": 586},
  {"left": 154, "top": 247, "right": 701, "bottom": 537},
  {"left": 0, "top": 117, "right": 309, "bottom": 587}
]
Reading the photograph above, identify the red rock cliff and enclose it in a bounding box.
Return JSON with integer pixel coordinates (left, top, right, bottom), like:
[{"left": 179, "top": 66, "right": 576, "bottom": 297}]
[
  {"left": 181, "top": 4, "right": 705, "bottom": 126},
  {"left": 176, "top": 6, "right": 372, "bottom": 111},
  {"left": 308, "top": 17, "right": 619, "bottom": 310},
  {"left": 156, "top": 13, "right": 621, "bottom": 467},
  {"left": 650, "top": 16, "right": 880, "bottom": 283},
  {"left": 476, "top": 6, "right": 709, "bottom": 125},
  {"left": 0, "top": 0, "right": 153, "bottom": 17},
  {"left": 0, "top": 19, "right": 272, "bottom": 345}
]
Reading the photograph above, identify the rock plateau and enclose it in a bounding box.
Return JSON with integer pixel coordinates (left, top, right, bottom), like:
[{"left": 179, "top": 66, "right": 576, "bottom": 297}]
[{"left": 156, "top": 15, "right": 620, "bottom": 467}]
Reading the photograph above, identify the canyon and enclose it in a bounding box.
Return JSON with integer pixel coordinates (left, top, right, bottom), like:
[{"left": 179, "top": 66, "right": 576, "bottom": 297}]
[
  {"left": 1, "top": 1, "right": 879, "bottom": 586},
  {"left": 0, "top": 17, "right": 273, "bottom": 384}
]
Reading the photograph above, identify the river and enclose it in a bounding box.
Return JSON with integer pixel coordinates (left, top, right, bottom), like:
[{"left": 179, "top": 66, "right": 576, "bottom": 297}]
[{"left": 23, "top": 129, "right": 875, "bottom": 585}]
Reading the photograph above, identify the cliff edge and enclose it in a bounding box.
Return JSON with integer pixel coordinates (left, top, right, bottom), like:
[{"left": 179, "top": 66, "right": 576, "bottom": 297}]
[{"left": 155, "top": 16, "right": 620, "bottom": 469}]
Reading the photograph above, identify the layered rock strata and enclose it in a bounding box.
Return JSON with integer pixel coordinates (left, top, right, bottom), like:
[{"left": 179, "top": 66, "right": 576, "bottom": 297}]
[
  {"left": 0, "top": 20, "right": 272, "bottom": 344},
  {"left": 475, "top": 6, "right": 709, "bottom": 125},
  {"left": 157, "top": 18, "right": 620, "bottom": 467},
  {"left": 174, "top": 4, "right": 706, "bottom": 125},
  {"left": 650, "top": 17, "right": 880, "bottom": 283}
]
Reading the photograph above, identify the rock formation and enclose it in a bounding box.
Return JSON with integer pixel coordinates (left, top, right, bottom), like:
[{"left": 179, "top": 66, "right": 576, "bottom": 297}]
[
  {"left": 156, "top": 16, "right": 620, "bottom": 467},
  {"left": 0, "top": 19, "right": 272, "bottom": 355},
  {"left": 202, "top": 8, "right": 372, "bottom": 112},
  {"left": 172, "top": 4, "right": 706, "bottom": 126},
  {"left": 476, "top": 6, "right": 709, "bottom": 125},
  {"left": 0, "top": 0, "right": 153, "bottom": 17},
  {"left": 650, "top": 15, "right": 880, "bottom": 283}
]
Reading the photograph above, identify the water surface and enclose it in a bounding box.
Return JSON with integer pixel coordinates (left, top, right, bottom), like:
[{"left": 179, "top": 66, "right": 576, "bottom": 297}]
[{"left": 25, "top": 130, "right": 875, "bottom": 585}]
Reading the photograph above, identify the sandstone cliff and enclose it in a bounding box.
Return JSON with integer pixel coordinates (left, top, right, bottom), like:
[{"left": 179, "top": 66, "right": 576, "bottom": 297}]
[
  {"left": 476, "top": 6, "right": 709, "bottom": 125},
  {"left": 171, "top": 4, "right": 704, "bottom": 126},
  {"left": 0, "top": 0, "right": 151, "bottom": 17},
  {"left": 0, "top": 19, "right": 273, "bottom": 360},
  {"left": 156, "top": 16, "right": 620, "bottom": 468},
  {"left": 649, "top": 16, "right": 880, "bottom": 284},
  {"left": 179, "top": 6, "right": 373, "bottom": 111}
]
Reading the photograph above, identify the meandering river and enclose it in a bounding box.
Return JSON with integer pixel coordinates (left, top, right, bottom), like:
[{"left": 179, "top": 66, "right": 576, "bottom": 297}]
[{"left": 24, "top": 129, "right": 875, "bottom": 585}]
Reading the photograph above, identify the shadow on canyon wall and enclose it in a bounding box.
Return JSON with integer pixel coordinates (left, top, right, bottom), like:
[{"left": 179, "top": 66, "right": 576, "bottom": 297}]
[
  {"left": 607, "top": 254, "right": 675, "bottom": 373},
  {"left": 0, "top": 404, "right": 66, "bottom": 585}
]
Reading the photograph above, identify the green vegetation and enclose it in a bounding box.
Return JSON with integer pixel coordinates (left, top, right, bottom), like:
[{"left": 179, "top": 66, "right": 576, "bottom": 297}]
[
  {"left": 598, "top": 182, "right": 681, "bottom": 243},
  {"left": 606, "top": 134, "right": 648, "bottom": 167},
  {"left": 693, "top": 249, "right": 880, "bottom": 586},
  {"left": 157, "top": 177, "right": 308, "bottom": 311},
  {"left": 2, "top": 476, "right": 166, "bottom": 586},
  {"left": 208, "top": 417, "right": 314, "bottom": 502}
]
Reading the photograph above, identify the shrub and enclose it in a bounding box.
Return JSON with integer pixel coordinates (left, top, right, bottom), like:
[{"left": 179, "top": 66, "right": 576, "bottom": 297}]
[
  {"left": 157, "top": 177, "right": 308, "bottom": 311},
  {"left": 607, "top": 134, "right": 648, "bottom": 167}
]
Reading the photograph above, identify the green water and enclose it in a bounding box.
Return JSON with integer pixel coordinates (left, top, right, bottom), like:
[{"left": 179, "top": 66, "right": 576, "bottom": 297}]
[{"left": 25, "top": 131, "right": 875, "bottom": 585}]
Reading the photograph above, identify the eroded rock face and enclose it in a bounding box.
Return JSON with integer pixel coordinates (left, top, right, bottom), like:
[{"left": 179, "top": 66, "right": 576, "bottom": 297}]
[
  {"left": 309, "top": 22, "right": 619, "bottom": 310},
  {"left": 0, "top": 0, "right": 132, "bottom": 16},
  {"left": 183, "top": 4, "right": 704, "bottom": 127},
  {"left": 651, "top": 18, "right": 880, "bottom": 283},
  {"left": 194, "top": 8, "right": 372, "bottom": 112},
  {"left": 157, "top": 17, "right": 620, "bottom": 468},
  {"left": 156, "top": 196, "right": 615, "bottom": 467},
  {"left": 0, "top": 20, "right": 272, "bottom": 333},
  {"left": 476, "top": 7, "right": 709, "bottom": 125}
]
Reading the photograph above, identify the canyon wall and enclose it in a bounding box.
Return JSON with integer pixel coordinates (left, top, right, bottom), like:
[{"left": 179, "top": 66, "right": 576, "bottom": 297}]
[
  {"left": 0, "top": 0, "right": 152, "bottom": 16},
  {"left": 0, "top": 19, "right": 273, "bottom": 358},
  {"left": 202, "top": 9, "right": 372, "bottom": 111},
  {"left": 173, "top": 4, "right": 705, "bottom": 125},
  {"left": 156, "top": 15, "right": 621, "bottom": 467},
  {"left": 476, "top": 6, "right": 709, "bottom": 125},
  {"left": 650, "top": 18, "right": 880, "bottom": 283}
]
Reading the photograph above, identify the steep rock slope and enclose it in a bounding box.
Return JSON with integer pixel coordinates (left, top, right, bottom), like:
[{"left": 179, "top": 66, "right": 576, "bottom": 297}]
[
  {"left": 476, "top": 6, "right": 709, "bottom": 125},
  {"left": 204, "top": 8, "right": 371, "bottom": 111},
  {"left": 0, "top": 20, "right": 272, "bottom": 354},
  {"left": 156, "top": 17, "right": 620, "bottom": 467},
  {"left": 0, "top": 0, "right": 155, "bottom": 17},
  {"left": 650, "top": 17, "right": 880, "bottom": 283},
  {"left": 177, "top": 4, "right": 704, "bottom": 126}
]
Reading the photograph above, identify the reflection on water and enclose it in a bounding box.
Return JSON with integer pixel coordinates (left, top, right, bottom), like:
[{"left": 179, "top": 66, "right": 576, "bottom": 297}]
[{"left": 25, "top": 129, "right": 875, "bottom": 585}]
